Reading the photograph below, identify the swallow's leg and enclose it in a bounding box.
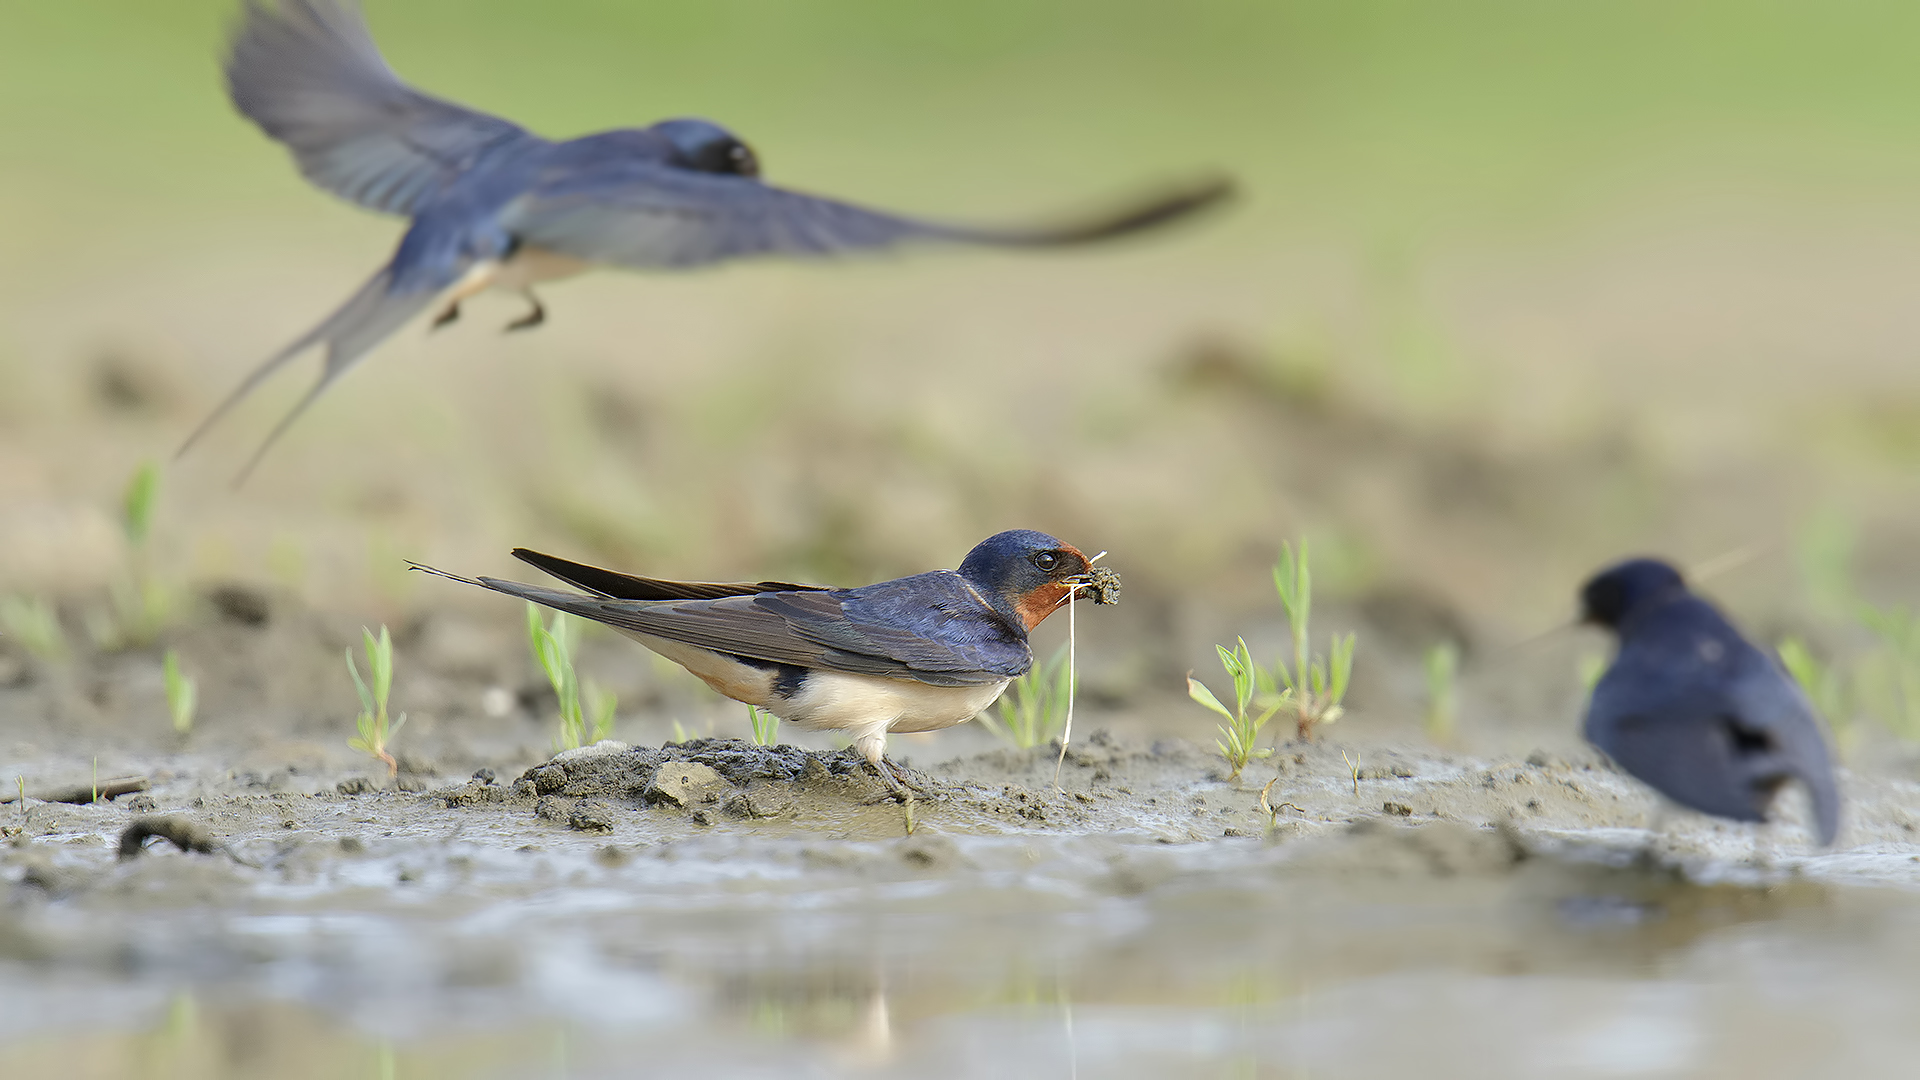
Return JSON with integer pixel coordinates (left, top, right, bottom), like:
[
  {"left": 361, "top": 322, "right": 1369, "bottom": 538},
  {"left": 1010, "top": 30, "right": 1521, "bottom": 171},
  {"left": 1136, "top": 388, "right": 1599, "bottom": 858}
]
[
  {"left": 432, "top": 261, "right": 501, "bottom": 333},
  {"left": 505, "top": 290, "right": 545, "bottom": 332}
]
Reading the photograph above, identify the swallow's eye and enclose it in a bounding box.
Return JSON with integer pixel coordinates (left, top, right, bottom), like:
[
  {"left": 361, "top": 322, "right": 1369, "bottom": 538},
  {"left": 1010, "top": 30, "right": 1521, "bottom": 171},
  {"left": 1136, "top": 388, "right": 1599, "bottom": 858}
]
[{"left": 1032, "top": 551, "right": 1059, "bottom": 573}]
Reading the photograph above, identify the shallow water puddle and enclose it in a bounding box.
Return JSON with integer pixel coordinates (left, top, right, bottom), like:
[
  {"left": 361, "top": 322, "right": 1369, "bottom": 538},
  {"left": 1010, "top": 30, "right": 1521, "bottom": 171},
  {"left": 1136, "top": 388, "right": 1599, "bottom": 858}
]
[{"left": 7, "top": 819, "right": 1920, "bottom": 1079}]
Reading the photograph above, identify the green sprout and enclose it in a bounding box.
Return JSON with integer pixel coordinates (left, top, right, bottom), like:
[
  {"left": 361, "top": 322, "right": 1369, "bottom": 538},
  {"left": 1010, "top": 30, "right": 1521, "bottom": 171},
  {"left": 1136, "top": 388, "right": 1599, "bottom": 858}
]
[
  {"left": 347, "top": 625, "right": 406, "bottom": 776},
  {"left": 527, "top": 604, "right": 615, "bottom": 751},
  {"left": 1577, "top": 650, "right": 1608, "bottom": 694},
  {"left": 0, "top": 595, "right": 67, "bottom": 661},
  {"left": 671, "top": 719, "right": 695, "bottom": 744},
  {"left": 163, "top": 649, "right": 197, "bottom": 736},
  {"left": 745, "top": 704, "right": 779, "bottom": 746},
  {"left": 1794, "top": 510, "right": 1857, "bottom": 621},
  {"left": 978, "top": 645, "right": 1072, "bottom": 750},
  {"left": 123, "top": 460, "right": 159, "bottom": 548},
  {"left": 1778, "top": 636, "right": 1852, "bottom": 748},
  {"left": 1853, "top": 601, "right": 1920, "bottom": 741},
  {"left": 1190, "top": 637, "right": 1283, "bottom": 780},
  {"left": 1423, "top": 641, "right": 1459, "bottom": 743},
  {"left": 94, "top": 460, "right": 168, "bottom": 649},
  {"left": 1191, "top": 541, "right": 1359, "bottom": 773},
  {"left": 1270, "top": 541, "right": 1355, "bottom": 741},
  {"left": 585, "top": 681, "right": 618, "bottom": 744}
]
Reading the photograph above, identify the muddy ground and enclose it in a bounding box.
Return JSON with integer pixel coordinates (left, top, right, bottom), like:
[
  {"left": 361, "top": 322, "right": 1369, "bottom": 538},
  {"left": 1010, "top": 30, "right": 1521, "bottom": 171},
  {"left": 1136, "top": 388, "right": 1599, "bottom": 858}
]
[{"left": 9, "top": 590, "right": 1920, "bottom": 1078}]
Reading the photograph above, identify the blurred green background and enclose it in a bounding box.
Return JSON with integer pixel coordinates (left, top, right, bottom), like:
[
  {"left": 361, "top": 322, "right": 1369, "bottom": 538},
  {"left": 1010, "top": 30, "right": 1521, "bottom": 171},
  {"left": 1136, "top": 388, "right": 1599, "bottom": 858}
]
[{"left": 7, "top": 0, "right": 1920, "bottom": 742}]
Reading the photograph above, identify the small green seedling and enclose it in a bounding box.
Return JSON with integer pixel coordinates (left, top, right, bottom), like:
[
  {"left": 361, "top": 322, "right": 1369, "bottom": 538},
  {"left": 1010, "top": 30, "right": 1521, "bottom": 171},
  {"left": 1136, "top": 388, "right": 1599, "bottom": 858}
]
[
  {"left": 347, "top": 625, "right": 406, "bottom": 776},
  {"left": 980, "top": 645, "right": 1072, "bottom": 750},
  {"left": 747, "top": 705, "right": 779, "bottom": 746},
  {"left": 1795, "top": 510, "right": 1858, "bottom": 621},
  {"left": 1424, "top": 641, "right": 1459, "bottom": 743},
  {"left": 1270, "top": 541, "right": 1355, "bottom": 741},
  {"left": 96, "top": 461, "right": 168, "bottom": 649},
  {"left": 1191, "top": 637, "right": 1284, "bottom": 780},
  {"left": 0, "top": 595, "right": 67, "bottom": 661},
  {"left": 1778, "top": 636, "right": 1852, "bottom": 747},
  {"left": 1577, "top": 650, "right": 1608, "bottom": 694},
  {"left": 163, "top": 649, "right": 197, "bottom": 736},
  {"left": 585, "top": 680, "right": 618, "bottom": 744},
  {"left": 527, "top": 604, "right": 615, "bottom": 751},
  {"left": 124, "top": 460, "right": 159, "bottom": 547},
  {"left": 1854, "top": 601, "right": 1920, "bottom": 741}
]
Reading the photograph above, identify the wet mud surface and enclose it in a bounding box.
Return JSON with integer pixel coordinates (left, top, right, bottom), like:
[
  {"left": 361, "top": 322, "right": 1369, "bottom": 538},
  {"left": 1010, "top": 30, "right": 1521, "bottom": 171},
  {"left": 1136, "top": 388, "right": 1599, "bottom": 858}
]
[
  {"left": 10, "top": 694, "right": 1920, "bottom": 1078},
  {"left": 5, "top": 477, "right": 1920, "bottom": 1077}
]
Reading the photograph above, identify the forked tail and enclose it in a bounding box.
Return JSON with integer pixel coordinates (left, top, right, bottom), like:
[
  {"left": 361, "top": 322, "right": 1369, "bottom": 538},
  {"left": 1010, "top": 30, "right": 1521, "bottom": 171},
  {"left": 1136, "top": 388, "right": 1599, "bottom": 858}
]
[{"left": 177, "top": 264, "right": 439, "bottom": 485}]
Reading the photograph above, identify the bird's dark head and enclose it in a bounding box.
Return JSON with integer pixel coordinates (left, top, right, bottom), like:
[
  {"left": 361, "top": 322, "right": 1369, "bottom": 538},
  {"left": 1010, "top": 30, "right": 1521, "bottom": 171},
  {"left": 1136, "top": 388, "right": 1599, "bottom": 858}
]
[
  {"left": 651, "top": 118, "right": 760, "bottom": 178},
  {"left": 1579, "top": 557, "right": 1688, "bottom": 631},
  {"left": 959, "top": 530, "right": 1103, "bottom": 632}
]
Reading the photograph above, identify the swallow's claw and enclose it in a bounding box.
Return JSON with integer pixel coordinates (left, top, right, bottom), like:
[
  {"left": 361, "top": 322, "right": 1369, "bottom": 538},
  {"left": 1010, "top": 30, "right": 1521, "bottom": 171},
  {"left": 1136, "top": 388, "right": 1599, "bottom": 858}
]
[
  {"left": 862, "top": 758, "right": 933, "bottom": 804},
  {"left": 430, "top": 302, "right": 461, "bottom": 330},
  {"left": 505, "top": 294, "right": 545, "bottom": 332}
]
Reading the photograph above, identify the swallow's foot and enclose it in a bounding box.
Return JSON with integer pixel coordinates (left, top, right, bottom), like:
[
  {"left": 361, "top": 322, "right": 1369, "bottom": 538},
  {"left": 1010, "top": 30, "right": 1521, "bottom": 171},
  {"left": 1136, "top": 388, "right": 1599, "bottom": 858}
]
[
  {"left": 431, "top": 302, "right": 461, "bottom": 330},
  {"left": 505, "top": 295, "right": 545, "bottom": 332},
  {"left": 861, "top": 758, "right": 934, "bottom": 804}
]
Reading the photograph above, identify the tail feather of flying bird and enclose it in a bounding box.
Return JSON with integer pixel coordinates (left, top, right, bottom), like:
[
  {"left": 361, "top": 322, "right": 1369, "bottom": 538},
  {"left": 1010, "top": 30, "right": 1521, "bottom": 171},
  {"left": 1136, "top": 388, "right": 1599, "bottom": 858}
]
[{"left": 179, "top": 265, "right": 442, "bottom": 485}]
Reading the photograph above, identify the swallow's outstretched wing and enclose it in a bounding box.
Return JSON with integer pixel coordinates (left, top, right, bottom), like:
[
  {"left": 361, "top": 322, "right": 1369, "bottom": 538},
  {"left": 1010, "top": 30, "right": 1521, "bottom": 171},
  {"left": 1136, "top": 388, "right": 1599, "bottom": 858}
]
[
  {"left": 505, "top": 168, "right": 1233, "bottom": 270},
  {"left": 411, "top": 563, "right": 1029, "bottom": 686},
  {"left": 228, "top": 0, "right": 544, "bottom": 216},
  {"left": 510, "top": 548, "right": 825, "bottom": 601}
]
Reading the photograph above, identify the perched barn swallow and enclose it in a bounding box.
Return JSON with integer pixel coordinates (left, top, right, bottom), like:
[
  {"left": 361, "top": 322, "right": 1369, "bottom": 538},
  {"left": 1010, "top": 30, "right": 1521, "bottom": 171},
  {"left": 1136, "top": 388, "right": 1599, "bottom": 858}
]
[
  {"left": 414, "top": 530, "right": 1121, "bottom": 800},
  {"left": 1580, "top": 557, "right": 1840, "bottom": 845},
  {"left": 182, "top": 0, "right": 1234, "bottom": 480}
]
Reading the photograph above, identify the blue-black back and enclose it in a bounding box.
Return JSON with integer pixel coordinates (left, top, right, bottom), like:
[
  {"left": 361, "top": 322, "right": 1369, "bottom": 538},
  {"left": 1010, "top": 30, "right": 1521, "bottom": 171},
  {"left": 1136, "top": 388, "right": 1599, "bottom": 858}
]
[{"left": 1581, "top": 558, "right": 1839, "bottom": 844}]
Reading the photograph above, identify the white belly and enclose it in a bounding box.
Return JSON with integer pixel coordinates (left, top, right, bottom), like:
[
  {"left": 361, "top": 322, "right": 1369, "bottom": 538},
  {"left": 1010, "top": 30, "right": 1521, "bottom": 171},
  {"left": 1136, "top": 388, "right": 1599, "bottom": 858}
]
[
  {"left": 782, "top": 670, "right": 1010, "bottom": 735},
  {"left": 617, "top": 629, "right": 1009, "bottom": 764},
  {"left": 786, "top": 669, "right": 1010, "bottom": 766},
  {"left": 446, "top": 246, "right": 593, "bottom": 302},
  {"left": 492, "top": 246, "right": 592, "bottom": 289}
]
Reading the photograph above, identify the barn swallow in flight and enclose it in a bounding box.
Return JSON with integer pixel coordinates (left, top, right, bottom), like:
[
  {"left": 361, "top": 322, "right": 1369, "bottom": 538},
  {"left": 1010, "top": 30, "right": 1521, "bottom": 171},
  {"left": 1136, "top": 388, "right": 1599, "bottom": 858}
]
[
  {"left": 413, "top": 530, "right": 1121, "bottom": 800},
  {"left": 1580, "top": 557, "right": 1840, "bottom": 845},
  {"left": 181, "top": 0, "right": 1234, "bottom": 481}
]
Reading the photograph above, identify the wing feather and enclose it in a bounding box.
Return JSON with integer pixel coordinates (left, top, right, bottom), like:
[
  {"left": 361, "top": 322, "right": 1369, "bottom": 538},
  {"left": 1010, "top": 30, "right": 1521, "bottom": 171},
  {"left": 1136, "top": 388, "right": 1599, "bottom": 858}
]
[
  {"left": 506, "top": 167, "right": 1232, "bottom": 270},
  {"left": 510, "top": 548, "right": 824, "bottom": 601},
  {"left": 227, "top": 0, "right": 543, "bottom": 215},
  {"left": 417, "top": 559, "right": 1029, "bottom": 686}
]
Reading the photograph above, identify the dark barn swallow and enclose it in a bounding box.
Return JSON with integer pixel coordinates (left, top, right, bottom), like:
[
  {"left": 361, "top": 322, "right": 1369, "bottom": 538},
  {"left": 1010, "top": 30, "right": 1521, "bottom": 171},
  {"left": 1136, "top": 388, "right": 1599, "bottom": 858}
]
[
  {"left": 182, "top": 0, "right": 1234, "bottom": 480},
  {"left": 413, "top": 530, "right": 1120, "bottom": 799},
  {"left": 1580, "top": 557, "right": 1840, "bottom": 846}
]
